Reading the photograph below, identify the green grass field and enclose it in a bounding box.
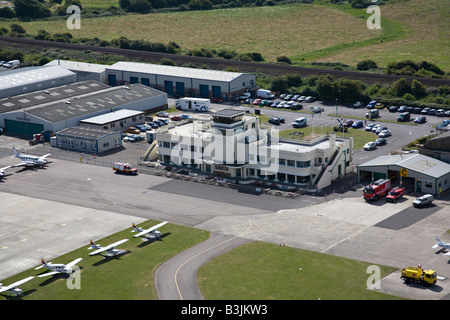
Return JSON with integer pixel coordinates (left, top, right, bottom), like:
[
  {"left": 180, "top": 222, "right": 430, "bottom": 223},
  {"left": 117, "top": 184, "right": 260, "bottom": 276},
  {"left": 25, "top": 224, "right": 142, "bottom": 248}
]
[
  {"left": 4, "top": 0, "right": 448, "bottom": 71},
  {"left": 198, "top": 241, "right": 401, "bottom": 300},
  {"left": 0, "top": 221, "right": 209, "bottom": 300}
]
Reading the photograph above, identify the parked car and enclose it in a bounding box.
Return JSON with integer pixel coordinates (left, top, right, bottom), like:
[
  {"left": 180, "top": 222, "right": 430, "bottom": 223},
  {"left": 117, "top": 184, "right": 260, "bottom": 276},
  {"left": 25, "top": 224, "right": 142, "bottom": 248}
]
[
  {"left": 305, "top": 96, "right": 316, "bottom": 102},
  {"left": 364, "top": 142, "right": 377, "bottom": 150},
  {"left": 297, "top": 96, "right": 306, "bottom": 102},
  {"left": 386, "top": 187, "right": 405, "bottom": 202},
  {"left": 125, "top": 127, "right": 140, "bottom": 134},
  {"left": 270, "top": 101, "right": 280, "bottom": 108},
  {"left": 284, "top": 94, "right": 293, "bottom": 101},
  {"left": 292, "top": 117, "right": 307, "bottom": 128},
  {"left": 445, "top": 110, "right": 450, "bottom": 117},
  {"left": 291, "top": 95, "right": 300, "bottom": 101},
  {"left": 397, "top": 112, "right": 410, "bottom": 122},
  {"left": 268, "top": 117, "right": 282, "bottom": 125},
  {"left": 375, "top": 138, "right": 387, "bottom": 146},
  {"left": 421, "top": 107, "right": 430, "bottom": 115},
  {"left": 398, "top": 105, "right": 407, "bottom": 112},
  {"left": 414, "top": 116, "right": 426, "bottom": 124},
  {"left": 135, "top": 124, "right": 147, "bottom": 132},
  {"left": 374, "top": 102, "right": 385, "bottom": 109},
  {"left": 405, "top": 106, "right": 414, "bottom": 113},
  {"left": 313, "top": 106, "right": 324, "bottom": 113},
  {"left": 371, "top": 124, "right": 384, "bottom": 133},
  {"left": 366, "top": 101, "right": 377, "bottom": 109},
  {"left": 389, "top": 105, "right": 399, "bottom": 112},
  {"left": 436, "top": 109, "right": 446, "bottom": 116},
  {"left": 412, "top": 194, "right": 434, "bottom": 208},
  {"left": 412, "top": 107, "right": 422, "bottom": 114},
  {"left": 170, "top": 115, "right": 183, "bottom": 121},
  {"left": 353, "top": 101, "right": 364, "bottom": 108},
  {"left": 210, "top": 97, "right": 223, "bottom": 103},
  {"left": 291, "top": 103, "right": 303, "bottom": 110},
  {"left": 156, "top": 111, "right": 169, "bottom": 117},
  {"left": 378, "top": 129, "right": 392, "bottom": 138},
  {"left": 365, "top": 123, "right": 375, "bottom": 131},
  {"left": 352, "top": 120, "right": 364, "bottom": 128},
  {"left": 342, "top": 120, "right": 354, "bottom": 128},
  {"left": 427, "top": 109, "right": 436, "bottom": 115},
  {"left": 252, "top": 99, "right": 262, "bottom": 105}
]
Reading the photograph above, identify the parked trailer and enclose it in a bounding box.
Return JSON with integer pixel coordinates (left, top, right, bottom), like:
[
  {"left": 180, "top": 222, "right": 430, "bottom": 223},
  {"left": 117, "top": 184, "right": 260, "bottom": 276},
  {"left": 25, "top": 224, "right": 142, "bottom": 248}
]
[{"left": 175, "top": 98, "right": 210, "bottom": 112}]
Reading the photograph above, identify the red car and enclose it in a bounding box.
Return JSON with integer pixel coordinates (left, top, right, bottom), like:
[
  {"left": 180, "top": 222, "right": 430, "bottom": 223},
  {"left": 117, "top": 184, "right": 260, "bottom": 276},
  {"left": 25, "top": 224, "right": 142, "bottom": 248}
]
[
  {"left": 252, "top": 99, "right": 262, "bottom": 105},
  {"left": 170, "top": 115, "right": 183, "bottom": 121},
  {"left": 342, "top": 120, "right": 354, "bottom": 127},
  {"left": 210, "top": 97, "right": 223, "bottom": 103},
  {"left": 386, "top": 187, "right": 405, "bottom": 202}
]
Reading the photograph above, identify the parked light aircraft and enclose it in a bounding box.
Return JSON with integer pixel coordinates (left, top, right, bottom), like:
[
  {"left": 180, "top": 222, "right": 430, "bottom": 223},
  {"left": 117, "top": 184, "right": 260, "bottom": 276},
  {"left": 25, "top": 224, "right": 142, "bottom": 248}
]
[
  {"left": 0, "top": 276, "right": 34, "bottom": 296},
  {"left": 88, "top": 239, "right": 129, "bottom": 256},
  {"left": 433, "top": 237, "right": 450, "bottom": 255},
  {"left": 0, "top": 165, "right": 12, "bottom": 179},
  {"left": 12, "top": 147, "right": 51, "bottom": 167},
  {"left": 34, "top": 257, "right": 82, "bottom": 277},
  {"left": 132, "top": 221, "right": 168, "bottom": 239}
]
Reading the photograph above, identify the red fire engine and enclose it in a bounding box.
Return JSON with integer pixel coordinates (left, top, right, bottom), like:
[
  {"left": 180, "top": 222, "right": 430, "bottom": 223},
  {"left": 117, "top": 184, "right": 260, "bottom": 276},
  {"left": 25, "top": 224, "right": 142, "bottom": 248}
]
[{"left": 363, "top": 178, "right": 391, "bottom": 201}]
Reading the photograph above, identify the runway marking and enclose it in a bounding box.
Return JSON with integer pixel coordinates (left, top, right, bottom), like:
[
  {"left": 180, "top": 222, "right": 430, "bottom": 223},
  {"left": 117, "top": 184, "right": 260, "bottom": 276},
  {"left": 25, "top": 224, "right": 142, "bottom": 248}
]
[{"left": 174, "top": 236, "right": 238, "bottom": 300}]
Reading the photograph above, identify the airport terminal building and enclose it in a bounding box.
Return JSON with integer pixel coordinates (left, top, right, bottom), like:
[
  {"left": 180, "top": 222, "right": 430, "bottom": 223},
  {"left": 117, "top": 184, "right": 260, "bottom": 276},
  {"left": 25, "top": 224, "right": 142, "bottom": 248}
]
[{"left": 156, "top": 109, "right": 353, "bottom": 189}]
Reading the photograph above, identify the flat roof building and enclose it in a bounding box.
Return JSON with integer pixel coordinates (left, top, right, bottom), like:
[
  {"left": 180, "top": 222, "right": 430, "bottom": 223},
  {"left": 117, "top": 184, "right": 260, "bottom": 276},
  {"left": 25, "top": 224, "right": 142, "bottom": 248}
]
[
  {"left": 105, "top": 61, "right": 256, "bottom": 101},
  {"left": 0, "top": 80, "right": 167, "bottom": 137},
  {"left": 45, "top": 59, "right": 107, "bottom": 83},
  {"left": 80, "top": 109, "right": 145, "bottom": 131},
  {"left": 0, "top": 65, "right": 76, "bottom": 99}
]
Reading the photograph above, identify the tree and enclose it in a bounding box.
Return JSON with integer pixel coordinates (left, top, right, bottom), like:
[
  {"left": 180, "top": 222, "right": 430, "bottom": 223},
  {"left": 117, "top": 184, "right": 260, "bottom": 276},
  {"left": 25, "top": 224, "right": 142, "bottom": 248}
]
[
  {"left": 315, "top": 75, "right": 337, "bottom": 101},
  {"left": 188, "top": 0, "right": 213, "bottom": 10},
  {"left": 356, "top": 59, "right": 377, "bottom": 71},
  {"left": 270, "top": 76, "right": 288, "bottom": 93},
  {"left": 392, "top": 78, "right": 412, "bottom": 97},
  {"left": 12, "top": 0, "right": 51, "bottom": 18},
  {"left": 411, "top": 79, "right": 426, "bottom": 99}
]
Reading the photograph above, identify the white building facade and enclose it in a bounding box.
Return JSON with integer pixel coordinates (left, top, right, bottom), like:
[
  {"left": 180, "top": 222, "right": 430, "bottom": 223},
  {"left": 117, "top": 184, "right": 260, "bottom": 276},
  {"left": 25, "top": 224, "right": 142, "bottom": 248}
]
[{"left": 156, "top": 109, "right": 353, "bottom": 189}]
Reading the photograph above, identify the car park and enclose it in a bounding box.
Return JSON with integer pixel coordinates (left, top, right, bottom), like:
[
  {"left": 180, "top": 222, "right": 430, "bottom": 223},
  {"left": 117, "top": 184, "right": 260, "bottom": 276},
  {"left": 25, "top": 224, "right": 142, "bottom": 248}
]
[
  {"left": 363, "top": 142, "right": 376, "bottom": 150},
  {"left": 414, "top": 116, "right": 426, "bottom": 124},
  {"left": 352, "top": 120, "right": 364, "bottom": 128},
  {"left": 412, "top": 194, "right": 434, "bottom": 208},
  {"left": 389, "top": 105, "right": 399, "bottom": 112},
  {"left": 378, "top": 129, "right": 392, "bottom": 138},
  {"left": 353, "top": 101, "right": 364, "bottom": 108},
  {"left": 375, "top": 138, "right": 387, "bottom": 146}
]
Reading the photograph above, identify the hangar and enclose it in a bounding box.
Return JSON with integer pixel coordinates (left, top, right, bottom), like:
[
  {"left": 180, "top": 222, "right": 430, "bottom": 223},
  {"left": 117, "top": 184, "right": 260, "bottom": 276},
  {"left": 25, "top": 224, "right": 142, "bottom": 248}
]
[
  {"left": 0, "top": 65, "right": 76, "bottom": 99},
  {"left": 105, "top": 61, "right": 256, "bottom": 101},
  {"left": 357, "top": 153, "right": 450, "bottom": 195},
  {"left": 0, "top": 80, "right": 167, "bottom": 137},
  {"left": 45, "top": 59, "right": 107, "bottom": 83}
]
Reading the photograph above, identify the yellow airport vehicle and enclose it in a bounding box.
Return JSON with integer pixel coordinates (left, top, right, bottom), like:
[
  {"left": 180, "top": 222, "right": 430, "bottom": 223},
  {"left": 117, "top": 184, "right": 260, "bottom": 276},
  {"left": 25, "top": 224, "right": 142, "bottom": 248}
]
[{"left": 401, "top": 265, "right": 437, "bottom": 286}]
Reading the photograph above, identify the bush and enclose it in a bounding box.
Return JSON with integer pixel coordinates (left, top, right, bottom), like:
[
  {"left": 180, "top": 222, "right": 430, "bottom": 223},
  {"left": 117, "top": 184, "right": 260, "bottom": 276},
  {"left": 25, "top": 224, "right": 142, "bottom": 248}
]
[
  {"left": 356, "top": 59, "right": 378, "bottom": 71},
  {"left": 276, "top": 56, "right": 292, "bottom": 65}
]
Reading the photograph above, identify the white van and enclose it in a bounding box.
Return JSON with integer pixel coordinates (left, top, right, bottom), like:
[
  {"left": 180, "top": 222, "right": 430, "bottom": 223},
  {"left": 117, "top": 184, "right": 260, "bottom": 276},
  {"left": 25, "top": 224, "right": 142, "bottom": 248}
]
[
  {"left": 4, "top": 60, "right": 20, "bottom": 68},
  {"left": 256, "top": 89, "right": 275, "bottom": 99},
  {"left": 292, "top": 117, "right": 307, "bottom": 128}
]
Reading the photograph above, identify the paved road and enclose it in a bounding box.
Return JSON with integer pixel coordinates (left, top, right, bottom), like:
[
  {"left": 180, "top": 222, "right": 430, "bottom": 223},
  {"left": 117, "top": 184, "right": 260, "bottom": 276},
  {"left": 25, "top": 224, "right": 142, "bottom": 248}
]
[{"left": 155, "top": 233, "right": 250, "bottom": 300}]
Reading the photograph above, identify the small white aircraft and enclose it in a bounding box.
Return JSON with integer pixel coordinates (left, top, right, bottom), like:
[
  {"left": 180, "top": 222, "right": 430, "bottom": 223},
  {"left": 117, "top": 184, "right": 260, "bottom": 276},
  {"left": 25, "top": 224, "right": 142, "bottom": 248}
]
[
  {"left": 0, "top": 276, "right": 34, "bottom": 296},
  {"left": 432, "top": 237, "right": 450, "bottom": 255},
  {"left": 0, "top": 165, "right": 12, "bottom": 179},
  {"left": 132, "top": 221, "right": 168, "bottom": 239},
  {"left": 12, "top": 147, "right": 51, "bottom": 168},
  {"left": 88, "top": 239, "right": 129, "bottom": 256},
  {"left": 34, "top": 257, "right": 83, "bottom": 278}
]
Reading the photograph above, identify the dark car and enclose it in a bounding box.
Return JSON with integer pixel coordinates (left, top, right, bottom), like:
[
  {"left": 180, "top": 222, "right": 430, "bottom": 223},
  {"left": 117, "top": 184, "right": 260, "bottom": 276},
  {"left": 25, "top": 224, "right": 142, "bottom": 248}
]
[
  {"left": 389, "top": 105, "right": 399, "bottom": 112},
  {"left": 291, "top": 103, "right": 303, "bottom": 110},
  {"left": 170, "top": 115, "right": 183, "bottom": 121},
  {"left": 405, "top": 106, "right": 414, "bottom": 113},
  {"left": 352, "top": 120, "right": 364, "bottom": 128},
  {"left": 414, "top": 116, "right": 426, "bottom": 124},
  {"left": 270, "top": 101, "right": 280, "bottom": 108},
  {"left": 413, "top": 107, "right": 422, "bottom": 114},
  {"left": 398, "top": 105, "right": 407, "bottom": 112},
  {"left": 428, "top": 109, "right": 437, "bottom": 115},
  {"left": 353, "top": 101, "right": 364, "bottom": 108},
  {"left": 375, "top": 138, "right": 387, "bottom": 146},
  {"left": 210, "top": 97, "right": 223, "bottom": 103},
  {"left": 268, "top": 117, "right": 282, "bottom": 125}
]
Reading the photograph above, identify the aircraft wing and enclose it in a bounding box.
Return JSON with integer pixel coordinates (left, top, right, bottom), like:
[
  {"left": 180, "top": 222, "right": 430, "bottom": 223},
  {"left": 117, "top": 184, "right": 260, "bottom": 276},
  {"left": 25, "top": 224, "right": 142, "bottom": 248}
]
[
  {"left": 0, "top": 165, "right": 12, "bottom": 172},
  {"left": 89, "top": 239, "right": 128, "bottom": 256},
  {"left": 0, "top": 276, "right": 34, "bottom": 293},
  {"left": 133, "top": 221, "right": 168, "bottom": 238},
  {"left": 432, "top": 244, "right": 440, "bottom": 249},
  {"left": 40, "top": 154, "right": 51, "bottom": 159},
  {"left": 66, "top": 258, "right": 83, "bottom": 268},
  {"left": 37, "top": 271, "right": 59, "bottom": 278},
  {"left": 444, "top": 252, "right": 450, "bottom": 256}
]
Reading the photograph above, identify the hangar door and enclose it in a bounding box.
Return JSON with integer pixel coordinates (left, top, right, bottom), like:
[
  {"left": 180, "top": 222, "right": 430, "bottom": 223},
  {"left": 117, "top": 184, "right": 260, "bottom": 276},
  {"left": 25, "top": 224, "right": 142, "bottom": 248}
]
[
  {"left": 199, "top": 84, "right": 209, "bottom": 98},
  {"left": 5, "top": 119, "right": 44, "bottom": 137}
]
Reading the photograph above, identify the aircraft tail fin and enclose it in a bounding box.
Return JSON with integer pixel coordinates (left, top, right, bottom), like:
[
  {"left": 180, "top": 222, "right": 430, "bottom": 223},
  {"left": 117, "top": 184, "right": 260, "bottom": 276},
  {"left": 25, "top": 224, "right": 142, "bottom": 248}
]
[
  {"left": 132, "top": 223, "right": 141, "bottom": 233},
  {"left": 12, "top": 147, "right": 20, "bottom": 158}
]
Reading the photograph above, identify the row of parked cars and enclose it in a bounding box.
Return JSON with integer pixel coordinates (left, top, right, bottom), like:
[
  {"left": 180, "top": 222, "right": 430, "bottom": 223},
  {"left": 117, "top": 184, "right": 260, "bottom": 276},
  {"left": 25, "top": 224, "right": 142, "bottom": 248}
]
[
  {"left": 363, "top": 123, "right": 393, "bottom": 150},
  {"left": 363, "top": 100, "right": 450, "bottom": 117}
]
